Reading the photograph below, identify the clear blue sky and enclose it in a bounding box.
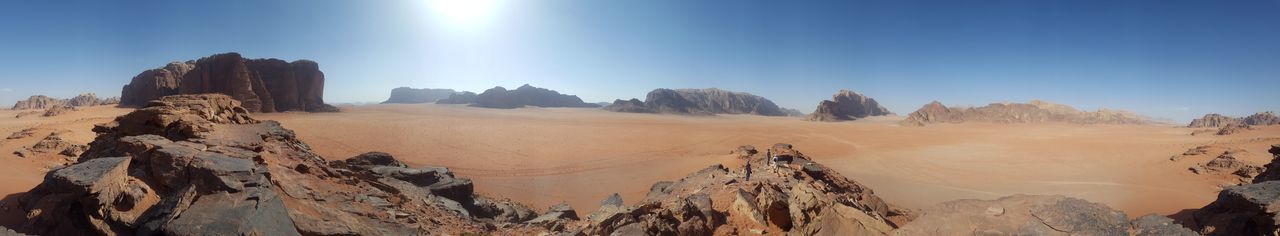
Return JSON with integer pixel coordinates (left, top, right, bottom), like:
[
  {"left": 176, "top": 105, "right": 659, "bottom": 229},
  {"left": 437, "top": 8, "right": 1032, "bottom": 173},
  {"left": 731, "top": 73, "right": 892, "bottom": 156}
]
[{"left": 1, "top": 0, "right": 1277, "bottom": 122}]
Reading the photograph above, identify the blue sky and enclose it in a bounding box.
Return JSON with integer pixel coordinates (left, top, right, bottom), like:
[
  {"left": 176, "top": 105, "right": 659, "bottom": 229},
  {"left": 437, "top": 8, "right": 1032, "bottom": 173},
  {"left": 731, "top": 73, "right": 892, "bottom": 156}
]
[{"left": 1, "top": 0, "right": 1277, "bottom": 122}]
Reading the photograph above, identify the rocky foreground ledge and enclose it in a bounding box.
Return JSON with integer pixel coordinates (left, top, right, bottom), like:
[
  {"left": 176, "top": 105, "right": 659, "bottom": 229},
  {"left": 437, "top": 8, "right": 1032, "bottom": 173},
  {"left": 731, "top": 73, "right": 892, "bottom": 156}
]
[{"left": 6, "top": 94, "right": 1280, "bottom": 235}]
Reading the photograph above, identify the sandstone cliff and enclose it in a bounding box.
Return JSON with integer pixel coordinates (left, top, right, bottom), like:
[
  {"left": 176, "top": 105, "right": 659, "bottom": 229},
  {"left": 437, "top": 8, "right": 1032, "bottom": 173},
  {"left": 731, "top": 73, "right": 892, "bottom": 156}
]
[
  {"left": 900, "top": 100, "right": 1150, "bottom": 127},
  {"left": 120, "top": 53, "right": 336, "bottom": 113},
  {"left": 805, "top": 90, "right": 892, "bottom": 122},
  {"left": 605, "top": 88, "right": 786, "bottom": 116}
]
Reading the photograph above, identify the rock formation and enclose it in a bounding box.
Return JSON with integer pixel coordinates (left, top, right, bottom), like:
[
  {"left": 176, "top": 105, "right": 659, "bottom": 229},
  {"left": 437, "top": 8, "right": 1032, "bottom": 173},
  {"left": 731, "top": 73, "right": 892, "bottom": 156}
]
[
  {"left": 120, "top": 53, "right": 337, "bottom": 113},
  {"left": 436, "top": 91, "right": 478, "bottom": 104},
  {"left": 467, "top": 84, "right": 600, "bottom": 109},
  {"left": 1189, "top": 112, "right": 1280, "bottom": 128},
  {"left": 1187, "top": 144, "right": 1280, "bottom": 235},
  {"left": 565, "top": 143, "right": 912, "bottom": 235},
  {"left": 781, "top": 107, "right": 805, "bottom": 117},
  {"left": 12, "top": 130, "right": 87, "bottom": 159},
  {"left": 382, "top": 87, "right": 460, "bottom": 104},
  {"left": 10, "top": 95, "right": 65, "bottom": 110},
  {"left": 13, "top": 94, "right": 541, "bottom": 235},
  {"left": 66, "top": 93, "right": 117, "bottom": 107},
  {"left": 805, "top": 90, "right": 892, "bottom": 121},
  {"left": 900, "top": 100, "right": 1150, "bottom": 126},
  {"left": 895, "top": 194, "right": 1195, "bottom": 235},
  {"left": 605, "top": 88, "right": 786, "bottom": 116}
]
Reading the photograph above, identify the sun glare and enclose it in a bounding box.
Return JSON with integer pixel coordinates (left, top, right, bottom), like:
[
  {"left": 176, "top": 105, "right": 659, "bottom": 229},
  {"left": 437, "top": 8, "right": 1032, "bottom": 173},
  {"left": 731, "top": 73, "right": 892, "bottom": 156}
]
[{"left": 425, "top": 0, "right": 500, "bottom": 30}]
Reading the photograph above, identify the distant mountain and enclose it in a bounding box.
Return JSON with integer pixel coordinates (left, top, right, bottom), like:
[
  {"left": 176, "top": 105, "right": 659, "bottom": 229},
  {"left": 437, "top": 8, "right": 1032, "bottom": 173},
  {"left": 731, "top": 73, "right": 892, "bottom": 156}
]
[
  {"left": 382, "top": 87, "right": 459, "bottom": 104},
  {"left": 120, "top": 52, "right": 336, "bottom": 113},
  {"left": 466, "top": 84, "right": 600, "bottom": 109},
  {"left": 11, "top": 93, "right": 118, "bottom": 110},
  {"left": 805, "top": 90, "right": 892, "bottom": 122},
  {"left": 900, "top": 100, "right": 1150, "bottom": 126},
  {"left": 604, "top": 88, "right": 785, "bottom": 116},
  {"left": 1188, "top": 112, "right": 1280, "bottom": 128}
]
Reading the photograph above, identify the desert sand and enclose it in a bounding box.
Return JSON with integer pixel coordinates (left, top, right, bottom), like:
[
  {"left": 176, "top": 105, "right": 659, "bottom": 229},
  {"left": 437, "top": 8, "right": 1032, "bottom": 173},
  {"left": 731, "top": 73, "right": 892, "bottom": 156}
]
[
  {"left": 250, "top": 104, "right": 1280, "bottom": 217},
  {"left": 2, "top": 104, "right": 1276, "bottom": 221}
]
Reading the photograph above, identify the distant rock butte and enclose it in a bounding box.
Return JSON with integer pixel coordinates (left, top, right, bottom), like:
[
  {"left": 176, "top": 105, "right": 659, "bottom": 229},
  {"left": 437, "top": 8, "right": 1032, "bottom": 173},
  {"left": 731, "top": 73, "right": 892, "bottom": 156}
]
[
  {"left": 805, "top": 89, "right": 892, "bottom": 122},
  {"left": 467, "top": 84, "right": 600, "bottom": 109},
  {"left": 605, "top": 88, "right": 786, "bottom": 116},
  {"left": 900, "top": 100, "right": 1150, "bottom": 127},
  {"left": 1189, "top": 112, "right": 1280, "bottom": 128},
  {"left": 436, "top": 91, "right": 478, "bottom": 104},
  {"left": 120, "top": 52, "right": 336, "bottom": 113},
  {"left": 382, "top": 87, "right": 460, "bottom": 104},
  {"left": 11, "top": 93, "right": 120, "bottom": 113}
]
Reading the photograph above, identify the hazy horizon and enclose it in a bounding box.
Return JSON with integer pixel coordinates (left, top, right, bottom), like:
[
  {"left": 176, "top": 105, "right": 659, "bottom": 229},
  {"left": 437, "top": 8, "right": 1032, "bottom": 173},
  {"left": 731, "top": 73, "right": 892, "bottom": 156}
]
[{"left": 1, "top": 0, "right": 1277, "bottom": 122}]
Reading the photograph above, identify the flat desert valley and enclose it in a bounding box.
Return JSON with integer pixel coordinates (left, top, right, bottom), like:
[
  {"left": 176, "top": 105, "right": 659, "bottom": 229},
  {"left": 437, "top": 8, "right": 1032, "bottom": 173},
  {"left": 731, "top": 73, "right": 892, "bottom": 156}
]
[{"left": 3, "top": 103, "right": 1277, "bottom": 224}]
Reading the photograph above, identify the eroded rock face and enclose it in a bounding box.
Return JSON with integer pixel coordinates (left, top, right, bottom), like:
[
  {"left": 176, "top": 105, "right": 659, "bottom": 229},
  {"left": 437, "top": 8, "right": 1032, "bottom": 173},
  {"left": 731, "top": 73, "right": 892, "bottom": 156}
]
[
  {"left": 567, "top": 144, "right": 910, "bottom": 235},
  {"left": 1188, "top": 112, "right": 1280, "bottom": 128},
  {"left": 900, "top": 100, "right": 1149, "bottom": 127},
  {"left": 11, "top": 95, "right": 66, "bottom": 110},
  {"left": 383, "top": 87, "right": 460, "bottom": 104},
  {"left": 1190, "top": 114, "right": 1244, "bottom": 128},
  {"left": 805, "top": 90, "right": 892, "bottom": 122},
  {"left": 468, "top": 84, "right": 599, "bottom": 109},
  {"left": 894, "top": 195, "right": 1195, "bottom": 235},
  {"left": 15, "top": 93, "right": 541, "bottom": 235},
  {"left": 121, "top": 53, "right": 336, "bottom": 113},
  {"left": 605, "top": 88, "right": 786, "bottom": 116},
  {"left": 1244, "top": 112, "right": 1280, "bottom": 126}
]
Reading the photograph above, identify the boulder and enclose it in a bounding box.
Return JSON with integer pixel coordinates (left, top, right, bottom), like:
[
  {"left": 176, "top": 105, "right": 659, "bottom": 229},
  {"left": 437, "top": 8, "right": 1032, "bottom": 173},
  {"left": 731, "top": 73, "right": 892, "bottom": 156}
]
[
  {"left": 1191, "top": 181, "right": 1280, "bottom": 235},
  {"left": 121, "top": 52, "right": 336, "bottom": 113},
  {"left": 1251, "top": 145, "right": 1280, "bottom": 183},
  {"left": 805, "top": 90, "right": 892, "bottom": 121},
  {"left": 605, "top": 88, "right": 786, "bottom": 116},
  {"left": 383, "top": 87, "right": 459, "bottom": 104}
]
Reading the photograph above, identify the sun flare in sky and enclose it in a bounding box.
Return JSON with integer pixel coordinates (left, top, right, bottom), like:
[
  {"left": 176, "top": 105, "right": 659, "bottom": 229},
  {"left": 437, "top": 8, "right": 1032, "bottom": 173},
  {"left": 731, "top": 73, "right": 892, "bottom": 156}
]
[{"left": 423, "top": 0, "right": 503, "bottom": 30}]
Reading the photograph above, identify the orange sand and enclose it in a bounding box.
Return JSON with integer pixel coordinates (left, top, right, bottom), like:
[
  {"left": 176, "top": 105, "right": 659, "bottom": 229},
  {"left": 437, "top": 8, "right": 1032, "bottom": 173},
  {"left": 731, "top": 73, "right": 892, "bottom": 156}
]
[{"left": 2, "top": 103, "right": 1276, "bottom": 221}]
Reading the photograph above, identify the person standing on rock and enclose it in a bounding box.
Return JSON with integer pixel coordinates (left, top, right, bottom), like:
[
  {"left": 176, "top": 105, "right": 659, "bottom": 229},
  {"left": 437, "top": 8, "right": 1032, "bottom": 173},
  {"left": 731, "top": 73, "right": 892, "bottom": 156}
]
[{"left": 744, "top": 160, "right": 752, "bottom": 181}]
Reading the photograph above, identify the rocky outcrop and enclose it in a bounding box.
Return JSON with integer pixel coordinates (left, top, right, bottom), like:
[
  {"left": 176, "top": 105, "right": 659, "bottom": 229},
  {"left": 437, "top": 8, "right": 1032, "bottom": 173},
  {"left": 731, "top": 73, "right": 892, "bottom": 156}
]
[
  {"left": 13, "top": 94, "right": 542, "bottom": 235},
  {"left": 13, "top": 130, "right": 87, "bottom": 158},
  {"left": 436, "top": 91, "right": 478, "bottom": 104},
  {"left": 566, "top": 144, "right": 911, "bottom": 235},
  {"left": 1190, "top": 181, "right": 1280, "bottom": 235},
  {"left": 781, "top": 107, "right": 805, "bottom": 117},
  {"left": 1244, "top": 112, "right": 1280, "bottom": 126},
  {"left": 900, "top": 100, "right": 1149, "bottom": 127},
  {"left": 468, "top": 84, "right": 600, "bottom": 109},
  {"left": 66, "top": 93, "right": 116, "bottom": 107},
  {"left": 605, "top": 88, "right": 786, "bottom": 116},
  {"left": 11, "top": 95, "right": 65, "bottom": 110},
  {"left": 1189, "top": 150, "right": 1264, "bottom": 184},
  {"left": 121, "top": 62, "right": 193, "bottom": 106},
  {"left": 1189, "top": 112, "right": 1280, "bottom": 128},
  {"left": 382, "top": 87, "right": 460, "bottom": 104},
  {"left": 1250, "top": 145, "right": 1280, "bottom": 184},
  {"left": 121, "top": 53, "right": 336, "bottom": 113},
  {"left": 894, "top": 194, "right": 1196, "bottom": 235},
  {"left": 805, "top": 90, "right": 892, "bottom": 121}
]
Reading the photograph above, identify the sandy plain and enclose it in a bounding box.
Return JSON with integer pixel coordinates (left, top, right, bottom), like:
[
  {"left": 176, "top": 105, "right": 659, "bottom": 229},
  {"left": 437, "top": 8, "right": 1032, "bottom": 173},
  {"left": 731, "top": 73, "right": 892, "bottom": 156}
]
[{"left": 1, "top": 103, "right": 1277, "bottom": 225}]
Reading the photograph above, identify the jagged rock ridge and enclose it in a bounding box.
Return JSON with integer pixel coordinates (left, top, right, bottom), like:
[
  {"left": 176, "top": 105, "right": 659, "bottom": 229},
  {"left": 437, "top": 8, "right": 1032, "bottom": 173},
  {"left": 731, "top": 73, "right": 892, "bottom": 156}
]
[
  {"left": 806, "top": 89, "right": 892, "bottom": 121},
  {"left": 605, "top": 88, "right": 786, "bottom": 116},
  {"left": 11, "top": 93, "right": 119, "bottom": 110},
  {"left": 120, "top": 52, "right": 336, "bottom": 113},
  {"left": 466, "top": 84, "right": 600, "bottom": 109},
  {"left": 1189, "top": 112, "right": 1280, "bottom": 128},
  {"left": 900, "top": 100, "right": 1150, "bottom": 127}
]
